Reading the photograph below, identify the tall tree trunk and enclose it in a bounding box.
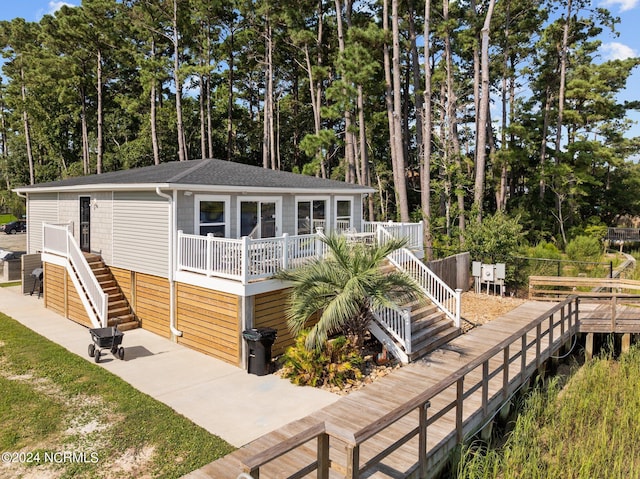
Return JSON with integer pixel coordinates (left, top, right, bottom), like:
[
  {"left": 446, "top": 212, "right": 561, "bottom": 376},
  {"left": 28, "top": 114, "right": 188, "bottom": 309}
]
[
  {"left": 80, "top": 85, "right": 90, "bottom": 174},
  {"left": 391, "top": 0, "right": 410, "bottom": 221},
  {"left": 199, "top": 72, "right": 207, "bottom": 159},
  {"left": 471, "top": 0, "right": 480, "bottom": 166},
  {"left": 539, "top": 85, "right": 552, "bottom": 198},
  {"left": 262, "top": 16, "right": 276, "bottom": 169},
  {"left": 335, "top": 0, "right": 356, "bottom": 183},
  {"left": 150, "top": 39, "right": 160, "bottom": 166},
  {"left": 473, "top": 0, "right": 496, "bottom": 222},
  {"left": 422, "top": 0, "right": 433, "bottom": 260},
  {"left": 20, "top": 67, "right": 34, "bottom": 185},
  {"left": 357, "top": 84, "right": 374, "bottom": 220},
  {"left": 443, "top": 0, "right": 464, "bottom": 242},
  {"left": 226, "top": 29, "right": 234, "bottom": 161},
  {"left": 173, "top": 0, "right": 186, "bottom": 162},
  {"left": 96, "top": 48, "right": 103, "bottom": 174},
  {"left": 555, "top": 0, "right": 572, "bottom": 166}
]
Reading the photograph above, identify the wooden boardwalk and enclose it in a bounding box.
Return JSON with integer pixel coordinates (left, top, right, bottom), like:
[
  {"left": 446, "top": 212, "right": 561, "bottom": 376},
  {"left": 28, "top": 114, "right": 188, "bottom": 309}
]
[{"left": 187, "top": 299, "right": 590, "bottom": 479}]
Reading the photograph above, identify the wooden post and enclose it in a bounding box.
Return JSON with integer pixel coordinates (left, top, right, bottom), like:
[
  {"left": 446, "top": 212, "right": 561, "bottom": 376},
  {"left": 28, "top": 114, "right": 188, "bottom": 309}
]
[
  {"left": 317, "top": 433, "right": 329, "bottom": 479},
  {"left": 611, "top": 295, "right": 617, "bottom": 331},
  {"left": 456, "top": 378, "right": 464, "bottom": 442},
  {"left": 621, "top": 333, "right": 631, "bottom": 355},
  {"left": 521, "top": 333, "right": 527, "bottom": 383},
  {"left": 502, "top": 345, "right": 510, "bottom": 401},
  {"left": 418, "top": 401, "right": 430, "bottom": 478},
  {"left": 345, "top": 445, "right": 360, "bottom": 479},
  {"left": 482, "top": 360, "right": 489, "bottom": 416},
  {"left": 585, "top": 333, "right": 594, "bottom": 361}
]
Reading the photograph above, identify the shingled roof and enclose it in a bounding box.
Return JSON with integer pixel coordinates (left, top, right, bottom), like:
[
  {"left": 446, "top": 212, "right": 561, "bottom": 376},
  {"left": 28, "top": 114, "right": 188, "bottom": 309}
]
[{"left": 14, "top": 159, "right": 373, "bottom": 194}]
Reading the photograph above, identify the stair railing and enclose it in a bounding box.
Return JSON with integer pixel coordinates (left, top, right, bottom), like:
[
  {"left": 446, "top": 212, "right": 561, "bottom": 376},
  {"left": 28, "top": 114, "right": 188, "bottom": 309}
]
[
  {"left": 371, "top": 305, "right": 412, "bottom": 356},
  {"left": 378, "top": 226, "right": 461, "bottom": 328},
  {"left": 43, "top": 223, "right": 108, "bottom": 327}
]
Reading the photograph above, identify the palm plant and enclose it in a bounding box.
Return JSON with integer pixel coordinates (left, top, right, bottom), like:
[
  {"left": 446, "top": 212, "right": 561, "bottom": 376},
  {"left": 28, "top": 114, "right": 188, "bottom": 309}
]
[{"left": 276, "top": 233, "right": 422, "bottom": 352}]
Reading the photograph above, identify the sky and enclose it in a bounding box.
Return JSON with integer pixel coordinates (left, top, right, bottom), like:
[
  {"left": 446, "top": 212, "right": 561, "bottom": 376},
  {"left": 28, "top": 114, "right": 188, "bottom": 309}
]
[{"left": 1, "top": 0, "right": 640, "bottom": 138}]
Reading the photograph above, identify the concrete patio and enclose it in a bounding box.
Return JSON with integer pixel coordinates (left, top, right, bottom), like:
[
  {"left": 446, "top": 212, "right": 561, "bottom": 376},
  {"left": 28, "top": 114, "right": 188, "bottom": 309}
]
[{"left": 0, "top": 285, "right": 339, "bottom": 448}]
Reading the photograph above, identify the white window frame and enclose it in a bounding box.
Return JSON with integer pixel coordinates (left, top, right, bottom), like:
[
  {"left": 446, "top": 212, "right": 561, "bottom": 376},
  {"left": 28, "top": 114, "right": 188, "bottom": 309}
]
[
  {"left": 236, "top": 196, "right": 282, "bottom": 238},
  {"left": 334, "top": 196, "right": 354, "bottom": 232},
  {"left": 295, "top": 196, "right": 331, "bottom": 235},
  {"left": 194, "top": 194, "right": 230, "bottom": 237}
]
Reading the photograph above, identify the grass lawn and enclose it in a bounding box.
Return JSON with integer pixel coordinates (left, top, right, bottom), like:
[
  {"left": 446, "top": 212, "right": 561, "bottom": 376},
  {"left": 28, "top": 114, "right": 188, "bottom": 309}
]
[
  {"left": 0, "top": 282, "right": 21, "bottom": 288},
  {"left": 0, "top": 214, "right": 17, "bottom": 225},
  {"left": 0, "top": 313, "right": 235, "bottom": 478}
]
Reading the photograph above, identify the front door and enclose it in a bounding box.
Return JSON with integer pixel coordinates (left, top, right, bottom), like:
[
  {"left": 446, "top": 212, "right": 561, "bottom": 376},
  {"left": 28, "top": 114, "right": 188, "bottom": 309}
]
[
  {"left": 79, "top": 196, "right": 91, "bottom": 252},
  {"left": 240, "top": 201, "right": 278, "bottom": 238}
]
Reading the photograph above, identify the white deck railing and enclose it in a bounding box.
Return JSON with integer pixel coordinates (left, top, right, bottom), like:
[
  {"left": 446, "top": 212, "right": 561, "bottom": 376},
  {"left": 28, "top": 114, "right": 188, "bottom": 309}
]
[
  {"left": 387, "top": 246, "right": 461, "bottom": 328},
  {"left": 364, "top": 221, "right": 424, "bottom": 250},
  {"left": 372, "top": 305, "right": 412, "bottom": 355},
  {"left": 177, "top": 231, "right": 327, "bottom": 284},
  {"left": 42, "top": 223, "right": 108, "bottom": 327},
  {"left": 177, "top": 222, "right": 422, "bottom": 285}
]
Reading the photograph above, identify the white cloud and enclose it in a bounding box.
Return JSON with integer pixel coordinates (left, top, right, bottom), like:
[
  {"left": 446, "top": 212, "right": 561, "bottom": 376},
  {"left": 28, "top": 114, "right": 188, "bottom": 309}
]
[
  {"left": 600, "top": 0, "right": 639, "bottom": 12},
  {"left": 600, "top": 42, "right": 637, "bottom": 60},
  {"left": 47, "top": 1, "right": 77, "bottom": 14}
]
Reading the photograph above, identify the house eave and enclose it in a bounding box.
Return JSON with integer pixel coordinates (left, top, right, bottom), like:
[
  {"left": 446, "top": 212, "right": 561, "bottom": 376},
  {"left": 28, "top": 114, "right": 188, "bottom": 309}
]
[{"left": 13, "top": 183, "right": 374, "bottom": 196}]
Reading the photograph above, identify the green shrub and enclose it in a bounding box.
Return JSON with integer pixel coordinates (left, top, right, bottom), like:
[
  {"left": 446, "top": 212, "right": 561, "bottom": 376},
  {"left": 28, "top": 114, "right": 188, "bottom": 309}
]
[
  {"left": 280, "top": 332, "right": 363, "bottom": 388},
  {"left": 463, "top": 212, "right": 525, "bottom": 264},
  {"left": 565, "top": 235, "right": 602, "bottom": 263}
]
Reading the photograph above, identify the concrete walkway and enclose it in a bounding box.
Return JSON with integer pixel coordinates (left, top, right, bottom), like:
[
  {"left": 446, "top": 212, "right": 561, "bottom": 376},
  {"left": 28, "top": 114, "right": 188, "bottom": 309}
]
[{"left": 0, "top": 286, "right": 339, "bottom": 447}]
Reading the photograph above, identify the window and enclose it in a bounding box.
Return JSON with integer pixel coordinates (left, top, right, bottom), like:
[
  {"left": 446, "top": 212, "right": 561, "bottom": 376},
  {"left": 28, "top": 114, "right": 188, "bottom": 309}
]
[
  {"left": 335, "top": 198, "right": 353, "bottom": 232},
  {"left": 239, "top": 199, "right": 279, "bottom": 238},
  {"left": 196, "top": 196, "right": 229, "bottom": 237},
  {"left": 296, "top": 198, "right": 327, "bottom": 235}
]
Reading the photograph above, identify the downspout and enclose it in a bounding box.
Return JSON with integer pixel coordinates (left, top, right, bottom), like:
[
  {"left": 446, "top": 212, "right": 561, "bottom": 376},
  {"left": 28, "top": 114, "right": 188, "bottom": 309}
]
[{"left": 155, "top": 187, "right": 182, "bottom": 337}]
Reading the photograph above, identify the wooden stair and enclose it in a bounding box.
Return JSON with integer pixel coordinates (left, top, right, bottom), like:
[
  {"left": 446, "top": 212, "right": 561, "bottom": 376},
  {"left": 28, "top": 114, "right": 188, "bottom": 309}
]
[
  {"left": 377, "top": 260, "right": 461, "bottom": 362},
  {"left": 406, "top": 299, "right": 461, "bottom": 361},
  {"left": 84, "top": 253, "right": 139, "bottom": 331}
]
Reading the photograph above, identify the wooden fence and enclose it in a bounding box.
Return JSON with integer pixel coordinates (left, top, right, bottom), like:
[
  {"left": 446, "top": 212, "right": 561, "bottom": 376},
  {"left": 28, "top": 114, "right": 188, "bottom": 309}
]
[{"left": 426, "top": 252, "right": 470, "bottom": 292}]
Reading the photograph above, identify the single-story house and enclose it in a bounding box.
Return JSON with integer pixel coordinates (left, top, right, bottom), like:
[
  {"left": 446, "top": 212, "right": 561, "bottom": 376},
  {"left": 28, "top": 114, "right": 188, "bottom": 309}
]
[{"left": 14, "top": 159, "right": 432, "bottom": 368}]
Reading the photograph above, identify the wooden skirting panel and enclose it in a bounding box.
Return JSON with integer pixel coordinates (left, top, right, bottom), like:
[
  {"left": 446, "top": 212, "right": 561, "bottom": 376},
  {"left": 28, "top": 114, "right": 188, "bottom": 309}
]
[
  {"left": 110, "top": 266, "right": 133, "bottom": 301},
  {"left": 136, "top": 273, "right": 171, "bottom": 338},
  {"left": 43, "top": 261, "right": 91, "bottom": 327},
  {"left": 176, "top": 283, "right": 240, "bottom": 365},
  {"left": 44, "top": 262, "right": 65, "bottom": 317},
  {"left": 254, "top": 289, "right": 293, "bottom": 357},
  {"left": 66, "top": 272, "right": 91, "bottom": 327}
]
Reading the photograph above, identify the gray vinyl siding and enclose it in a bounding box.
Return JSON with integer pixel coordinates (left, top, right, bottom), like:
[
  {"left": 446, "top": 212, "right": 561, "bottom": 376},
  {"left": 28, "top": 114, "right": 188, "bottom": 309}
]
[
  {"left": 27, "top": 193, "right": 59, "bottom": 254},
  {"left": 112, "top": 191, "right": 169, "bottom": 278},
  {"left": 56, "top": 192, "right": 114, "bottom": 263}
]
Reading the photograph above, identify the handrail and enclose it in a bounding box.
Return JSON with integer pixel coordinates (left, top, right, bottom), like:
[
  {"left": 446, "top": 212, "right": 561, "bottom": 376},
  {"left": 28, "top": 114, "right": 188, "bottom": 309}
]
[
  {"left": 241, "top": 422, "right": 328, "bottom": 478},
  {"left": 371, "top": 305, "right": 412, "bottom": 355},
  {"left": 344, "top": 297, "right": 579, "bottom": 446},
  {"left": 231, "top": 298, "right": 581, "bottom": 478},
  {"left": 385, "top": 240, "right": 461, "bottom": 327},
  {"left": 43, "top": 223, "right": 108, "bottom": 327}
]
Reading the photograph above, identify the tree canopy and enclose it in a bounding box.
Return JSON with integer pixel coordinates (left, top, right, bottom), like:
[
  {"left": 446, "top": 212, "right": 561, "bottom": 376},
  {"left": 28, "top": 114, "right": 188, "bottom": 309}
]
[{"left": 1, "top": 0, "right": 639, "bottom": 250}]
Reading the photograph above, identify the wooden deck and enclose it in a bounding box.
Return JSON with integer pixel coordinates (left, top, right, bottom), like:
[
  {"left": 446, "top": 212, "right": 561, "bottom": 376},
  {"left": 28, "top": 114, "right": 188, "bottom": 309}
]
[{"left": 186, "top": 299, "right": 591, "bottom": 479}]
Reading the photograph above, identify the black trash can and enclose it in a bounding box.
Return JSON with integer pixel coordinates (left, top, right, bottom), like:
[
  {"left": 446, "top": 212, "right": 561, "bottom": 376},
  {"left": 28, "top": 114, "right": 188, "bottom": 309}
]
[{"left": 243, "top": 327, "right": 277, "bottom": 376}]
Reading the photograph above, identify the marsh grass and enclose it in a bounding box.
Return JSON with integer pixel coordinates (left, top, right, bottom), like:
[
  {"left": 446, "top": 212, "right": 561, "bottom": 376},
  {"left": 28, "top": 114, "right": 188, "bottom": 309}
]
[
  {"left": 456, "top": 345, "right": 640, "bottom": 479},
  {"left": 0, "top": 313, "right": 234, "bottom": 478}
]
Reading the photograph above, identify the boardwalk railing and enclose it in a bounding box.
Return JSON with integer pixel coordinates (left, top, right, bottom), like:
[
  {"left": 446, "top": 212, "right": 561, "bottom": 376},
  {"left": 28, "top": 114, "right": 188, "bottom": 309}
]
[
  {"left": 529, "top": 276, "right": 640, "bottom": 299},
  {"left": 238, "top": 297, "right": 580, "bottom": 479},
  {"left": 42, "top": 223, "right": 108, "bottom": 327},
  {"left": 607, "top": 227, "right": 640, "bottom": 243}
]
